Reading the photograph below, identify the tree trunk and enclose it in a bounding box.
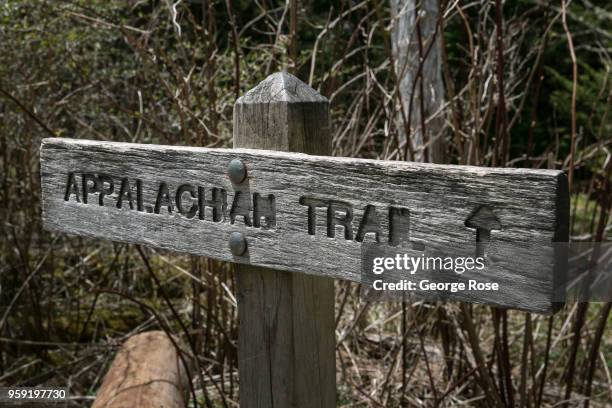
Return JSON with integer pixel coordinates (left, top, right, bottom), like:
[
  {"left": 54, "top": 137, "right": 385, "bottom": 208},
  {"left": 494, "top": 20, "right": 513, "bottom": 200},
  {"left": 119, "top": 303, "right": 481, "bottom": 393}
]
[{"left": 390, "top": 0, "right": 445, "bottom": 163}]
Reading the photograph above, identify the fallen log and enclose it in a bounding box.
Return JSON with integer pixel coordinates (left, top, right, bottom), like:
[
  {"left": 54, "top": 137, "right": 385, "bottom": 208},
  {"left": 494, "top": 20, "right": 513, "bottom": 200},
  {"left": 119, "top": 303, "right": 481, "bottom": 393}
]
[{"left": 92, "top": 331, "right": 190, "bottom": 408}]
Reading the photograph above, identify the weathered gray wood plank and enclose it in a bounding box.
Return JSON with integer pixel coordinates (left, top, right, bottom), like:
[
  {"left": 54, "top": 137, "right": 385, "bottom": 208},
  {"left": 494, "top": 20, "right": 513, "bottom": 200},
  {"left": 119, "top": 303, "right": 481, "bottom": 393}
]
[{"left": 40, "top": 131, "right": 568, "bottom": 313}]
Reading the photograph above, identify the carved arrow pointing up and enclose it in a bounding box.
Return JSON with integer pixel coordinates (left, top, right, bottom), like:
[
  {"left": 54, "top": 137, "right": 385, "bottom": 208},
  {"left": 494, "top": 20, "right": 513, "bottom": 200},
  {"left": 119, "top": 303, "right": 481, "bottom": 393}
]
[{"left": 465, "top": 205, "right": 502, "bottom": 257}]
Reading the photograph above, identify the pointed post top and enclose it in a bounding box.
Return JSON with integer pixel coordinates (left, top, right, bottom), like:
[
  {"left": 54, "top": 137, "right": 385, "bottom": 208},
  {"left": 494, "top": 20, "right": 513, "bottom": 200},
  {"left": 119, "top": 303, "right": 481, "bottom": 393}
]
[
  {"left": 233, "top": 71, "right": 331, "bottom": 154},
  {"left": 236, "top": 72, "right": 328, "bottom": 105}
]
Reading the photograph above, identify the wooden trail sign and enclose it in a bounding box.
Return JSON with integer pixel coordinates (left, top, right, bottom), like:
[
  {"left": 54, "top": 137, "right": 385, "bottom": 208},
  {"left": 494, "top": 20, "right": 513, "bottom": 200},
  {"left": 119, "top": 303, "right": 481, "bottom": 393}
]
[
  {"left": 40, "top": 72, "right": 568, "bottom": 406},
  {"left": 41, "top": 137, "right": 568, "bottom": 313}
]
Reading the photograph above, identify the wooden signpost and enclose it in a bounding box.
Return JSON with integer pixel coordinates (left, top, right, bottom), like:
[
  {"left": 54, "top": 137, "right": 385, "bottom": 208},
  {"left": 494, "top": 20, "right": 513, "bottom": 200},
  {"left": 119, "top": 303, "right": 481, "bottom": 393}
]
[{"left": 40, "top": 72, "right": 569, "bottom": 407}]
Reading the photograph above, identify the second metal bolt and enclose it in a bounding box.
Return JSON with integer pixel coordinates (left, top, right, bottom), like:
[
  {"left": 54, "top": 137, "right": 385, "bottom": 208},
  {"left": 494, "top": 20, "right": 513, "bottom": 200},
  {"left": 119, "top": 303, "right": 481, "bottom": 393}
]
[{"left": 229, "top": 231, "right": 247, "bottom": 256}]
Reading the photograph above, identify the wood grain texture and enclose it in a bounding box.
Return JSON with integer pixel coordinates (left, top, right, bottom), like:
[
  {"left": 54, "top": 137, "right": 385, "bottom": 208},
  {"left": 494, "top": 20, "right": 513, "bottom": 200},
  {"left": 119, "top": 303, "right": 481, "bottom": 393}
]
[
  {"left": 39, "top": 76, "right": 568, "bottom": 314},
  {"left": 91, "top": 331, "right": 190, "bottom": 408},
  {"left": 40, "top": 136, "right": 568, "bottom": 313},
  {"left": 233, "top": 72, "right": 336, "bottom": 408}
]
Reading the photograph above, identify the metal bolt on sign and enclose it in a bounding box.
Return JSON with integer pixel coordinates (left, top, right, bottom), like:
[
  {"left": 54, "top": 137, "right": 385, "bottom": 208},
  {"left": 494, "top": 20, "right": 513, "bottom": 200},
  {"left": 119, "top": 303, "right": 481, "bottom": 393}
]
[
  {"left": 228, "top": 159, "right": 247, "bottom": 184},
  {"left": 229, "top": 231, "right": 247, "bottom": 256}
]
